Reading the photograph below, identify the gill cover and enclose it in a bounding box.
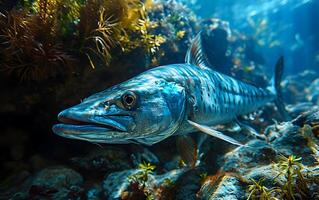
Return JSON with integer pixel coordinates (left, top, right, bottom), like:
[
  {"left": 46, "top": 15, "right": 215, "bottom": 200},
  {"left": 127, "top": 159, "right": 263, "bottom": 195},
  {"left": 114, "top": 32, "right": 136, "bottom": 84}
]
[{"left": 133, "top": 81, "right": 186, "bottom": 145}]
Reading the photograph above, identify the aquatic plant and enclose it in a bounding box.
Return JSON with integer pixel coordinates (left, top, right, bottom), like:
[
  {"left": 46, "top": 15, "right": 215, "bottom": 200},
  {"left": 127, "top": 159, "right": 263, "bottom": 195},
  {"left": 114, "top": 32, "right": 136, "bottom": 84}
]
[
  {"left": 124, "top": 162, "right": 157, "bottom": 199},
  {"left": 272, "top": 155, "right": 310, "bottom": 200},
  {"left": 29, "top": 0, "right": 83, "bottom": 38},
  {"left": 199, "top": 172, "right": 208, "bottom": 183},
  {"left": 78, "top": 0, "right": 166, "bottom": 68},
  {"left": 145, "top": 0, "right": 198, "bottom": 65},
  {"left": 0, "top": 9, "right": 74, "bottom": 81},
  {"left": 78, "top": 0, "right": 116, "bottom": 68},
  {"left": 134, "top": 18, "right": 166, "bottom": 54},
  {"left": 0, "top": 0, "right": 86, "bottom": 81},
  {"left": 246, "top": 178, "right": 275, "bottom": 200},
  {"left": 176, "top": 30, "right": 186, "bottom": 40},
  {"left": 0, "top": 0, "right": 168, "bottom": 80},
  {"left": 300, "top": 124, "right": 319, "bottom": 163},
  {"left": 32, "top": 0, "right": 83, "bottom": 37},
  {"left": 83, "top": 7, "right": 118, "bottom": 69},
  {"left": 128, "top": 161, "right": 155, "bottom": 186},
  {"left": 138, "top": 161, "right": 156, "bottom": 175},
  {"left": 243, "top": 154, "right": 318, "bottom": 200}
]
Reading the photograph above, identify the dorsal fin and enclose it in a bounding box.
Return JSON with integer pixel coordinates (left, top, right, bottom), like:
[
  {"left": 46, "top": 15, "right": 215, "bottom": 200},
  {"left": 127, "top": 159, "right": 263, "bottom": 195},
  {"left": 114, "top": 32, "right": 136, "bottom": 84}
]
[{"left": 185, "top": 31, "right": 212, "bottom": 69}]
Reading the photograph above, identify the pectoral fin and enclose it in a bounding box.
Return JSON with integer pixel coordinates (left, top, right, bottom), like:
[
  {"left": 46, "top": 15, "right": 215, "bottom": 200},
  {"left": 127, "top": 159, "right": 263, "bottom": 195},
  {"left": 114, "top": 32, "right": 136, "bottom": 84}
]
[{"left": 187, "top": 120, "right": 244, "bottom": 146}]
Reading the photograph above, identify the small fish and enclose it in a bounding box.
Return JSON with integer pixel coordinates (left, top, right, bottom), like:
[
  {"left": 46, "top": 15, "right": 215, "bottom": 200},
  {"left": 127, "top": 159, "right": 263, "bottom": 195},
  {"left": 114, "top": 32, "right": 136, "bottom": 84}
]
[{"left": 52, "top": 32, "right": 289, "bottom": 146}]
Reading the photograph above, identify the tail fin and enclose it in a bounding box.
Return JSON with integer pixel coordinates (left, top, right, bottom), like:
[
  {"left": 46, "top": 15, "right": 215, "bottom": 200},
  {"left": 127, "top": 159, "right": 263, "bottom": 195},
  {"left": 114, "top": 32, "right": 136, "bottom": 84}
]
[{"left": 269, "top": 56, "right": 291, "bottom": 121}]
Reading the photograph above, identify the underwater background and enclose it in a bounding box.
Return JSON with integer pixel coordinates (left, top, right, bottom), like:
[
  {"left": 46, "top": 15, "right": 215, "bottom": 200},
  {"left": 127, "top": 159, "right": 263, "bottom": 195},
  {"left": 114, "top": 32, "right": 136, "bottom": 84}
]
[{"left": 0, "top": 0, "right": 319, "bottom": 199}]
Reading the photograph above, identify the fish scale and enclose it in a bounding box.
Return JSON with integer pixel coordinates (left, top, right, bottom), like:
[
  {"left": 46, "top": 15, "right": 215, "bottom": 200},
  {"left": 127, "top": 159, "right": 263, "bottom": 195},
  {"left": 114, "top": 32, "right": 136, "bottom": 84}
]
[
  {"left": 148, "top": 63, "right": 275, "bottom": 128},
  {"left": 53, "top": 32, "right": 288, "bottom": 146}
]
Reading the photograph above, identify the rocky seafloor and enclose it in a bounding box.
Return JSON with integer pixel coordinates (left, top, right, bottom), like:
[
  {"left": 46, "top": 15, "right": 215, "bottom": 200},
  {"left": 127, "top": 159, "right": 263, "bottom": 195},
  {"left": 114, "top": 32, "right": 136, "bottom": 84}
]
[{"left": 1, "top": 71, "right": 319, "bottom": 200}]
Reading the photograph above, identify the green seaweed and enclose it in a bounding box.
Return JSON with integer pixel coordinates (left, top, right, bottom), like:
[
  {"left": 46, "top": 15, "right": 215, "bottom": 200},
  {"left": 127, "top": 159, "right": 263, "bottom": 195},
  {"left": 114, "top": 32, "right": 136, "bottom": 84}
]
[
  {"left": 125, "top": 161, "right": 157, "bottom": 199},
  {"left": 0, "top": 0, "right": 168, "bottom": 80},
  {"left": 0, "top": 8, "right": 74, "bottom": 81},
  {"left": 272, "top": 155, "right": 310, "bottom": 200},
  {"left": 247, "top": 178, "right": 276, "bottom": 200},
  {"left": 245, "top": 154, "right": 318, "bottom": 200},
  {"left": 83, "top": 7, "right": 118, "bottom": 68}
]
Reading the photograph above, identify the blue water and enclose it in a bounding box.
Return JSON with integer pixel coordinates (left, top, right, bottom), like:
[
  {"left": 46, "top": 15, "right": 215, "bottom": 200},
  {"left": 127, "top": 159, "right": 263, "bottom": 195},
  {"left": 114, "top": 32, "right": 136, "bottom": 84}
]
[{"left": 181, "top": 0, "right": 319, "bottom": 74}]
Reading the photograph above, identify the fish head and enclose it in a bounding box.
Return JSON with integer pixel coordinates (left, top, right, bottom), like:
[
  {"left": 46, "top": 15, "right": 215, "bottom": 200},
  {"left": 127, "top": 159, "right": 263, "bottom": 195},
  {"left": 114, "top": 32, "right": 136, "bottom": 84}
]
[{"left": 52, "top": 76, "right": 186, "bottom": 145}]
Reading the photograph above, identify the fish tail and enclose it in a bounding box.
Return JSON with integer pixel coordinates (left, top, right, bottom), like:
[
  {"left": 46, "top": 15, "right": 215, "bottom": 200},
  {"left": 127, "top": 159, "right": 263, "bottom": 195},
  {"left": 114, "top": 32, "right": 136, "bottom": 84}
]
[{"left": 268, "top": 56, "right": 291, "bottom": 121}]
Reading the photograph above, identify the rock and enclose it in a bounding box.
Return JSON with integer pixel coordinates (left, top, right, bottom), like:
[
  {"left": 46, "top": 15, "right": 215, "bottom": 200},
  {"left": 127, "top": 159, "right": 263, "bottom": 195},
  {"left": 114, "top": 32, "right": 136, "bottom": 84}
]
[
  {"left": 282, "top": 70, "right": 318, "bottom": 104},
  {"left": 245, "top": 164, "right": 285, "bottom": 188},
  {"left": 71, "top": 147, "right": 131, "bottom": 172},
  {"left": 307, "top": 78, "right": 319, "bottom": 104},
  {"left": 220, "top": 120, "right": 317, "bottom": 172},
  {"left": 27, "top": 166, "right": 84, "bottom": 200},
  {"left": 32, "top": 166, "right": 83, "bottom": 188},
  {"left": 200, "top": 18, "right": 232, "bottom": 75},
  {"left": 0, "top": 171, "right": 31, "bottom": 200},
  {"left": 87, "top": 186, "right": 101, "bottom": 200},
  {"left": 214, "top": 111, "right": 319, "bottom": 199},
  {"left": 197, "top": 174, "right": 245, "bottom": 200},
  {"left": 103, "top": 169, "right": 140, "bottom": 199},
  {"left": 218, "top": 139, "right": 276, "bottom": 173},
  {"left": 287, "top": 102, "right": 319, "bottom": 117},
  {"left": 174, "top": 170, "right": 202, "bottom": 200},
  {"left": 130, "top": 145, "right": 160, "bottom": 167},
  {"left": 292, "top": 109, "right": 319, "bottom": 127},
  {"left": 102, "top": 168, "right": 189, "bottom": 199},
  {"left": 270, "top": 124, "right": 315, "bottom": 164}
]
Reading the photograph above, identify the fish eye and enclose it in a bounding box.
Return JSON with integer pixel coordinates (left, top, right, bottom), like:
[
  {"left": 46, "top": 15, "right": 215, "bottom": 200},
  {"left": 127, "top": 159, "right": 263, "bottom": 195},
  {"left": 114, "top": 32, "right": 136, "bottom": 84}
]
[{"left": 121, "top": 91, "right": 137, "bottom": 110}]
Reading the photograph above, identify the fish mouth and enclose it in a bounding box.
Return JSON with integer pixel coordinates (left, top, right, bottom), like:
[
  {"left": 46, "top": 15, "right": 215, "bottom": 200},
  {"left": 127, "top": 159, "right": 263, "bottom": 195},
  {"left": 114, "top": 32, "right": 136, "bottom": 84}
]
[
  {"left": 57, "top": 116, "right": 127, "bottom": 132},
  {"left": 52, "top": 111, "right": 131, "bottom": 143}
]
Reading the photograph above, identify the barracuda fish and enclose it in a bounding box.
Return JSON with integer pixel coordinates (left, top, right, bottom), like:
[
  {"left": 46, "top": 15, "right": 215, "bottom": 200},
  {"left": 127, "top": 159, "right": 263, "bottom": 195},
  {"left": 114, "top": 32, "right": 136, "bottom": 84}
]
[{"left": 52, "top": 32, "right": 288, "bottom": 146}]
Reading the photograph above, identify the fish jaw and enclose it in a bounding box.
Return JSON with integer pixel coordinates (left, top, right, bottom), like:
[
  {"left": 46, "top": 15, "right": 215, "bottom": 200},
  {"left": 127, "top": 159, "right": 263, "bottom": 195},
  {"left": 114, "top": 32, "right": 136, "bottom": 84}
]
[
  {"left": 52, "top": 103, "right": 135, "bottom": 144},
  {"left": 52, "top": 124, "right": 127, "bottom": 143}
]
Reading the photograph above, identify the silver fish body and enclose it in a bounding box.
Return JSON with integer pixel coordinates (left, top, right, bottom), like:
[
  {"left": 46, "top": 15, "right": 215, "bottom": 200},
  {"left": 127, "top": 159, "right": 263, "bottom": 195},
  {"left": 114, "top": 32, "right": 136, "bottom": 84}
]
[
  {"left": 52, "top": 32, "right": 286, "bottom": 145},
  {"left": 144, "top": 64, "right": 275, "bottom": 135}
]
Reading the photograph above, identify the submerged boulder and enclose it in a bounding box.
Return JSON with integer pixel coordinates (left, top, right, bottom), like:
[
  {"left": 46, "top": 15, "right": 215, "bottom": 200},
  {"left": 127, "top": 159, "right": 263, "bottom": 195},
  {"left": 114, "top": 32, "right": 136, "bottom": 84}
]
[
  {"left": 8, "top": 166, "right": 84, "bottom": 200},
  {"left": 211, "top": 110, "right": 319, "bottom": 199},
  {"left": 30, "top": 166, "right": 84, "bottom": 200},
  {"left": 197, "top": 173, "right": 245, "bottom": 200},
  {"left": 102, "top": 168, "right": 189, "bottom": 199}
]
